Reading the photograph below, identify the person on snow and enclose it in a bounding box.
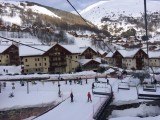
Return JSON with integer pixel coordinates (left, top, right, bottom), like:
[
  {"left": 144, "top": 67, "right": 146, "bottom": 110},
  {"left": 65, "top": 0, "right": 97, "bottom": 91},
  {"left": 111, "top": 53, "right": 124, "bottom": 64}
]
[
  {"left": 87, "top": 92, "right": 92, "bottom": 102},
  {"left": 70, "top": 92, "right": 74, "bottom": 102}
]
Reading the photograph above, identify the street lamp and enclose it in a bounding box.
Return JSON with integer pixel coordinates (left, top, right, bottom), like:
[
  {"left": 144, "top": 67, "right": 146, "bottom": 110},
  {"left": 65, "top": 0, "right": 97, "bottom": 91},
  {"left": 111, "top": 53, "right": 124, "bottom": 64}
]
[
  {"left": 144, "top": 0, "right": 149, "bottom": 67},
  {"left": 58, "top": 81, "right": 61, "bottom": 97},
  {"left": 107, "top": 80, "right": 113, "bottom": 95},
  {"left": 58, "top": 68, "right": 61, "bottom": 97},
  {"left": 0, "top": 82, "right": 1, "bottom": 93}
]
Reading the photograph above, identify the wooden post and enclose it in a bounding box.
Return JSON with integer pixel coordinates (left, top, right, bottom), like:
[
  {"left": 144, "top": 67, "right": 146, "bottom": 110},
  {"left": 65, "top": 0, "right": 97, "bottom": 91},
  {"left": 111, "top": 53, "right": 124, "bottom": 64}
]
[
  {"left": 27, "top": 81, "right": 29, "bottom": 94},
  {"left": 0, "top": 82, "right": 1, "bottom": 93}
]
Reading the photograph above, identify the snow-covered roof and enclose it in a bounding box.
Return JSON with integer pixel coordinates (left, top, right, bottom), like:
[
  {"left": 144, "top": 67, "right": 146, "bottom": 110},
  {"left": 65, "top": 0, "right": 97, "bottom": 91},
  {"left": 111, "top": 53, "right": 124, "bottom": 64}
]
[
  {"left": 19, "top": 45, "right": 51, "bottom": 56},
  {"left": 0, "top": 45, "right": 12, "bottom": 53},
  {"left": 78, "top": 58, "right": 101, "bottom": 66},
  {"left": 61, "top": 45, "right": 81, "bottom": 54},
  {"left": 106, "top": 51, "right": 115, "bottom": 58},
  {"left": 78, "top": 59, "right": 91, "bottom": 65},
  {"left": 148, "top": 51, "right": 160, "bottom": 58},
  {"left": 98, "top": 50, "right": 106, "bottom": 55},
  {"left": 118, "top": 49, "right": 140, "bottom": 58},
  {"left": 79, "top": 46, "right": 97, "bottom": 55},
  {"left": 107, "top": 68, "right": 115, "bottom": 73},
  {"left": 94, "top": 58, "right": 101, "bottom": 63}
]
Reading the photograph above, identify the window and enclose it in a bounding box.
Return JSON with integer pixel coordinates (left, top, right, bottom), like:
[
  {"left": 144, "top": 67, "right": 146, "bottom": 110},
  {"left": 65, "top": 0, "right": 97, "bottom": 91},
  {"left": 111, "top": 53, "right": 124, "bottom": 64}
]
[
  {"left": 39, "top": 63, "right": 41, "bottom": 66},
  {"left": 44, "top": 58, "right": 46, "bottom": 61},
  {"left": 35, "top": 63, "right": 37, "bottom": 66},
  {"left": 25, "top": 59, "right": 27, "bottom": 62},
  {"left": 45, "top": 63, "right": 47, "bottom": 66},
  {"left": 35, "top": 58, "right": 37, "bottom": 61},
  {"left": 0, "top": 60, "right": 1, "bottom": 62},
  {"left": 55, "top": 47, "right": 58, "bottom": 51},
  {"left": 38, "top": 58, "right": 39, "bottom": 61}
]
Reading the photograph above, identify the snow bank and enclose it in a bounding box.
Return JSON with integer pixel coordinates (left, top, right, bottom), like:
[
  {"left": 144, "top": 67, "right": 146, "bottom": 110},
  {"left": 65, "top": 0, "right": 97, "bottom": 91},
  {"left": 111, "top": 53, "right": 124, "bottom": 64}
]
[{"left": 110, "top": 104, "right": 160, "bottom": 119}]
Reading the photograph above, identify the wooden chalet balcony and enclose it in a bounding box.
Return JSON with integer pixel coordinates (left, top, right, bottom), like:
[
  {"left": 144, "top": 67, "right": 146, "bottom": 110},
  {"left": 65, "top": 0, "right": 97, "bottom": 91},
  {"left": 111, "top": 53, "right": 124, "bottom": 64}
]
[
  {"left": 51, "top": 62, "right": 67, "bottom": 67},
  {"left": 49, "top": 54, "right": 66, "bottom": 57},
  {"left": 51, "top": 59, "right": 66, "bottom": 62}
]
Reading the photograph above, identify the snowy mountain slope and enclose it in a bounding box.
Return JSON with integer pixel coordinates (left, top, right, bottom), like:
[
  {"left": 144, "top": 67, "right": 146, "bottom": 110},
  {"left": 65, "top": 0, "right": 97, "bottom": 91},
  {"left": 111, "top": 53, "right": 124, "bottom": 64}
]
[
  {"left": 80, "top": 0, "right": 160, "bottom": 25},
  {"left": 0, "top": 0, "right": 93, "bottom": 31},
  {"left": 0, "top": 0, "right": 61, "bottom": 19}
]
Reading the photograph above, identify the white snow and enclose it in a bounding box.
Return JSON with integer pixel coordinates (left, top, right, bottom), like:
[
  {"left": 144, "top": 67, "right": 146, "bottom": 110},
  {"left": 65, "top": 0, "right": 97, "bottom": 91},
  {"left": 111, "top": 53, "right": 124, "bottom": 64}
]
[
  {"left": 0, "top": 66, "right": 21, "bottom": 75},
  {"left": 2, "top": 15, "right": 22, "bottom": 26},
  {"left": 24, "top": 5, "right": 61, "bottom": 19},
  {"left": 0, "top": 45, "right": 11, "bottom": 53},
  {"left": 81, "top": 0, "right": 160, "bottom": 25},
  {"left": 19, "top": 45, "right": 50, "bottom": 57},
  {"left": 1, "top": 66, "right": 160, "bottom": 120},
  {"left": 110, "top": 104, "right": 160, "bottom": 119}
]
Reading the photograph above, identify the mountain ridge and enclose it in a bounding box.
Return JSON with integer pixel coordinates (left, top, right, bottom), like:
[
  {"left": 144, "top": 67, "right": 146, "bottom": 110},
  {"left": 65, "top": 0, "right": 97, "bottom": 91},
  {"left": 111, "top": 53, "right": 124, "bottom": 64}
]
[{"left": 80, "top": 0, "right": 160, "bottom": 35}]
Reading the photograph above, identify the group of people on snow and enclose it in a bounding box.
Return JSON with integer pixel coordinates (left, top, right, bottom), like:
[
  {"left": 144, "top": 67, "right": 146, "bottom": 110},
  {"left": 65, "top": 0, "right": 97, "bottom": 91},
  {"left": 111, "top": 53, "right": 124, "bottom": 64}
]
[{"left": 70, "top": 91, "right": 92, "bottom": 103}]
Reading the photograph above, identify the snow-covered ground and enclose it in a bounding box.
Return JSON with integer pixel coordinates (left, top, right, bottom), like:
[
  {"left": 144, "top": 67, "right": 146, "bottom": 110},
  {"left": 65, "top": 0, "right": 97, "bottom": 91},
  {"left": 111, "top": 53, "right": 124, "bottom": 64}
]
[
  {"left": 1, "top": 66, "right": 160, "bottom": 120},
  {"left": 110, "top": 104, "right": 160, "bottom": 120}
]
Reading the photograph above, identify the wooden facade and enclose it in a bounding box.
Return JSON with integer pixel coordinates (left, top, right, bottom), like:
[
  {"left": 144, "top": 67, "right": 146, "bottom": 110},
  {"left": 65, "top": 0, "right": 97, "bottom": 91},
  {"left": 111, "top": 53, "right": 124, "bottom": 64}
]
[
  {"left": 43, "top": 44, "right": 71, "bottom": 73},
  {"left": 83, "top": 60, "right": 100, "bottom": 70},
  {"left": 112, "top": 51, "right": 123, "bottom": 68},
  {"left": 134, "top": 49, "right": 148, "bottom": 70},
  {"left": 81, "top": 47, "right": 97, "bottom": 59},
  {"left": 2, "top": 44, "right": 20, "bottom": 65}
]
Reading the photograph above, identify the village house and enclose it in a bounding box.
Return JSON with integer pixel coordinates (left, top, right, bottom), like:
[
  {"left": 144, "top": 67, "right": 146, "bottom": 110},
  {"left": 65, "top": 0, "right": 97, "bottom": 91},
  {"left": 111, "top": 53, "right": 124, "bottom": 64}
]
[
  {"left": 19, "top": 44, "right": 77, "bottom": 74},
  {"left": 19, "top": 44, "right": 101, "bottom": 74},
  {"left": 146, "top": 51, "right": 160, "bottom": 67},
  {"left": 0, "top": 44, "right": 20, "bottom": 66},
  {"left": 19, "top": 45, "right": 50, "bottom": 74},
  {"left": 97, "top": 50, "right": 108, "bottom": 58},
  {"left": 61, "top": 45, "right": 80, "bottom": 73},
  {"left": 105, "top": 48, "right": 148, "bottom": 70},
  {"left": 78, "top": 58, "right": 101, "bottom": 71},
  {"left": 80, "top": 47, "right": 98, "bottom": 59}
]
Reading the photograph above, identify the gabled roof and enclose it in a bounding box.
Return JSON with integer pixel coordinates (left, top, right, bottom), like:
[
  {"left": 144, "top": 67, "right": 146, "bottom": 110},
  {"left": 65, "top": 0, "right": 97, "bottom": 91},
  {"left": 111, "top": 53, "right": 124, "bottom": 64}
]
[
  {"left": 98, "top": 50, "right": 107, "bottom": 55},
  {"left": 118, "top": 49, "right": 140, "bottom": 58},
  {"left": 78, "top": 58, "right": 101, "bottom": 66},
  {"left": 81, "top": 47, "right": 97, "bottom": 55},
  {"left": 0, "top": 44, "right": 12, "bottom": 54},
  {"left": 44, "top": 43, "right": 72, "bottom": 55},
  {"left": 144, "top": 50, "right": 160, "bottom": 58},
  {"left": 61, "top": 44, "right": 81, "bottom": 54},
  {"left": 19, "top": 45, "right": 51, "bottom": 57},
  {"left": 106, "top": 51, "right": 115, "bottom": 58}
]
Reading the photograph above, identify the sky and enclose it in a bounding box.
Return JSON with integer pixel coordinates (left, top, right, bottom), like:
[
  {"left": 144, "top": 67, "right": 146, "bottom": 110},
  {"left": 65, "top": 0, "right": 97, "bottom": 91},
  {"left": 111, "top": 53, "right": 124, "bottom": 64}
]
[
  {"left": 3, "top": 0, "right": 160, "bottom": 12},
  {"left": 5, "top": 0, "right": 102, "bottom": 12}
]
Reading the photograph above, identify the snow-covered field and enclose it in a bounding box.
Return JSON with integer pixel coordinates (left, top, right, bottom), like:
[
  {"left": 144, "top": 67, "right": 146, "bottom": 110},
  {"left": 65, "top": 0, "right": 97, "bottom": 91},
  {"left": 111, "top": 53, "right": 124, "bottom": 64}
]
[{"left": 1, "top": 66, "right": 160, "bottom": 120}]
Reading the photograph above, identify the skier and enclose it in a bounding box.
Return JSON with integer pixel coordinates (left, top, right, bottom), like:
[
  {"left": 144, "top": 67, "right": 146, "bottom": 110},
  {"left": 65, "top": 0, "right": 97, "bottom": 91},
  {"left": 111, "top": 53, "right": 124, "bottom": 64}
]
[
  {"left": 105, "top": 74, "right": 108, "bottom": 79},
  {"left": 70, "top": 92, "right": 74, "bottom": 102},
  {"left": 87, "top": 92, "right": 92, "bottom": 102},
  {"left": 69, "top": 80, "right": 72, "bottom": 85},
  {"left": 92, "top": 83, "right": 95, "bottom": 89},
  {"left": 95, "top": 76, "right": 98, "bottom": 82},
  {"left": 86, "top": 79, "right": 88, "bottom": 84}
]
